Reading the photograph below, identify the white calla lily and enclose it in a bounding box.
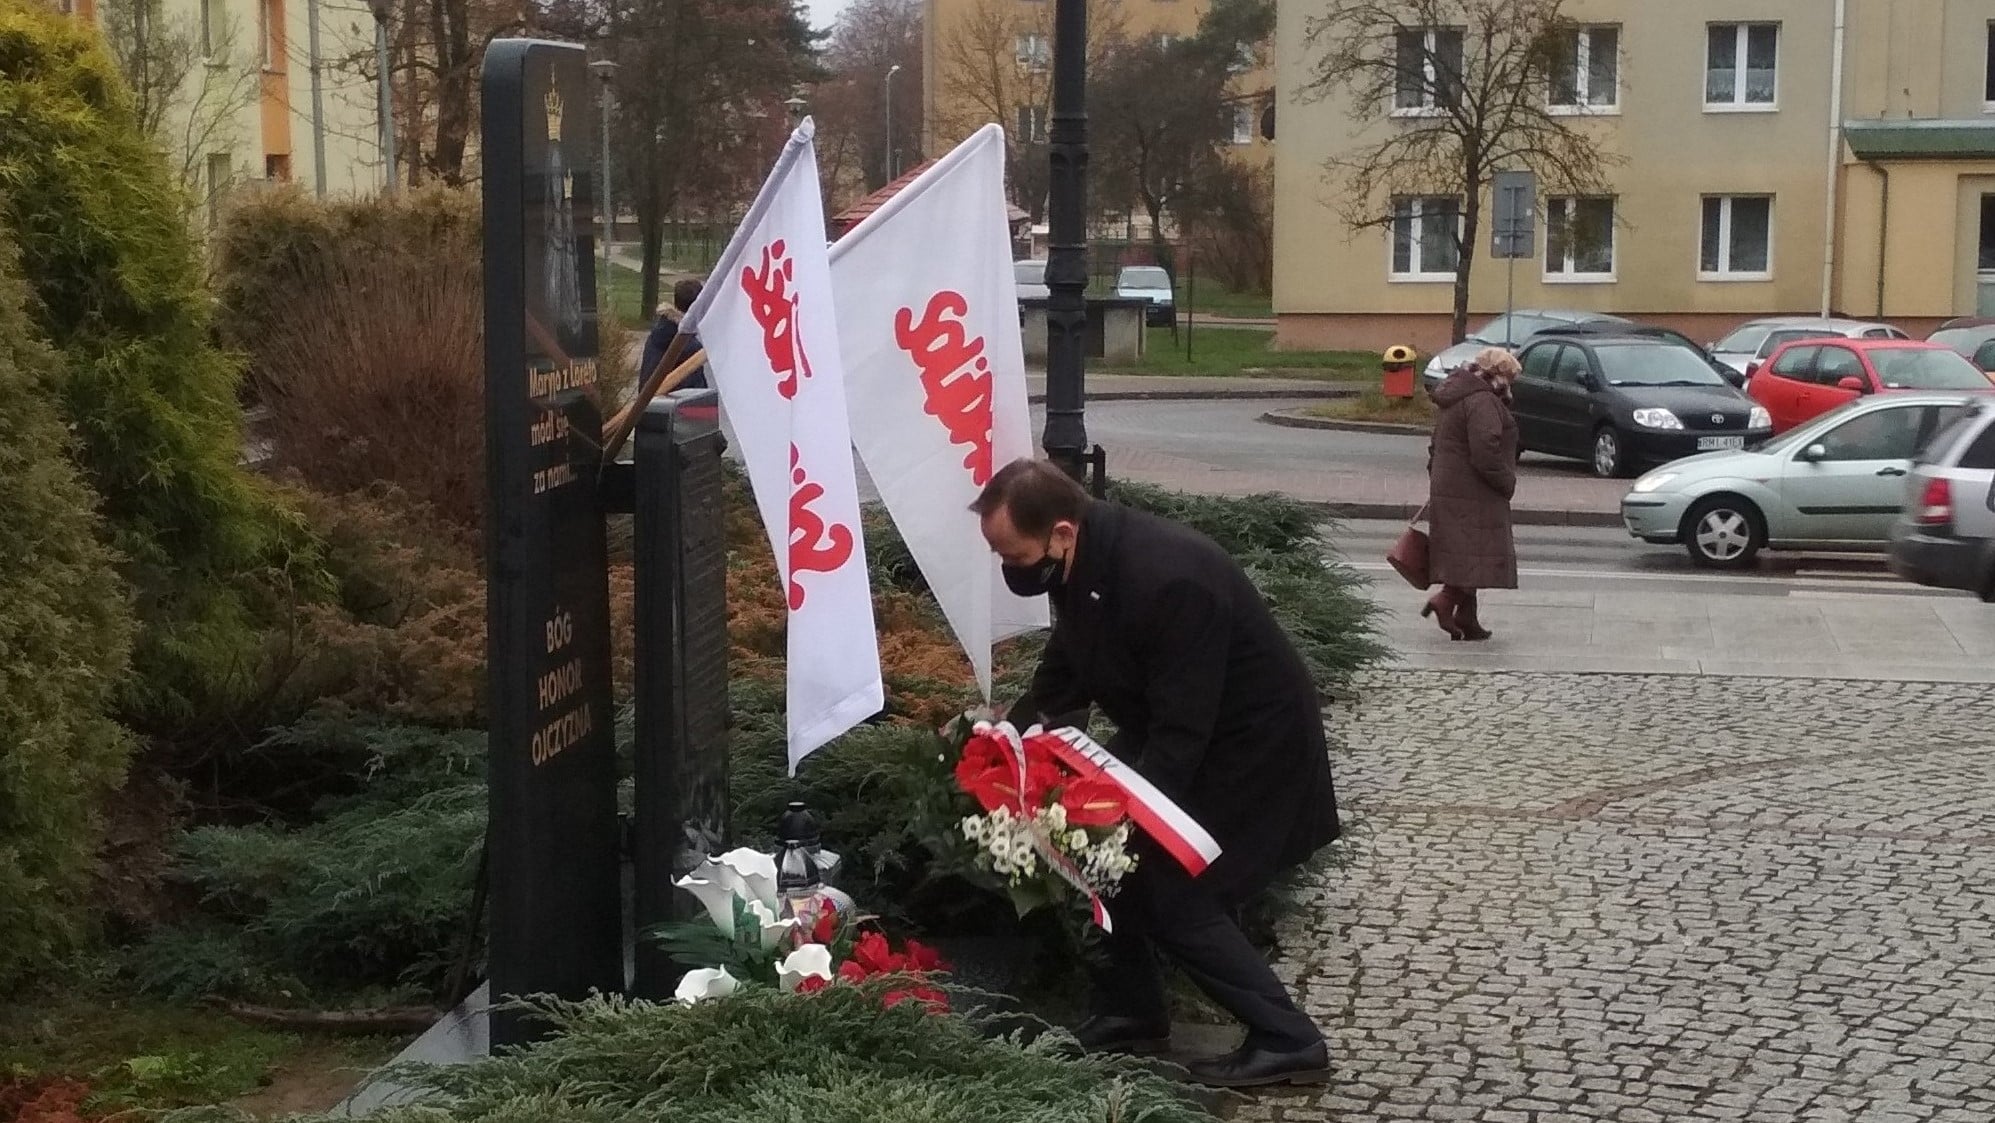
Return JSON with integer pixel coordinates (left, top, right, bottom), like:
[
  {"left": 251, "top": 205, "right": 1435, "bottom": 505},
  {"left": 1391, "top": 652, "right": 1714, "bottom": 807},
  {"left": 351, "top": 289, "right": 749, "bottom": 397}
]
[
  {"left": 673, "top": 873, "right": 740, "bottom": 937},
  {"left": 745, "top": 898, "right": 800, "bottom": 949},
  {"left": 716, "top": 847, "right": 781, "bottom": 912},
  {"left": 777, "top": 943, "right": 835, "bottom": 992},
  {"left": 673, "top": 966, "right": 738, "bottom": 1005}
]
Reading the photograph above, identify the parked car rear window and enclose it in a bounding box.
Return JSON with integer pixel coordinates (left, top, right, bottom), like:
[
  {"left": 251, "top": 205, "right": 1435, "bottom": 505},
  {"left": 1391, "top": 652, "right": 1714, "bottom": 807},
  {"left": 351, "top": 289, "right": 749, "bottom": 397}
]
[
  {"left": 1868, "top": 349, "right": 1994, "bottom": 390},
  {"left": 1915, "top": 412, "right": 1981, "bottom": 466},
  {"left": 1118, "top": 266, "right": 1170, "bottom": 286},
  {"left": 1960, "top": 423, "right": 1995, "bottom": 470},
  {"left": 1594, "top": 343, "right": 1729, "bottom": 387},
  {"left": 1014, "top": 261, "right": 1046, "bottom": 285},
  {"left": 1715, "top": 324, "right": 1773, "bottom": 353}
]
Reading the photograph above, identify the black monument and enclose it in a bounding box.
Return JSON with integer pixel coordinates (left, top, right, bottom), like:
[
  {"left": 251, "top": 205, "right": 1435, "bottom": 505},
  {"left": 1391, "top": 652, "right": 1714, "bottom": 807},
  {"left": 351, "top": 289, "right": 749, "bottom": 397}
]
[
  {"left": 481, "top": 39, "right": 621, "bottom": 1046},
  {"left": 629, "top": 393, "right": 733, "bottom": 999}
]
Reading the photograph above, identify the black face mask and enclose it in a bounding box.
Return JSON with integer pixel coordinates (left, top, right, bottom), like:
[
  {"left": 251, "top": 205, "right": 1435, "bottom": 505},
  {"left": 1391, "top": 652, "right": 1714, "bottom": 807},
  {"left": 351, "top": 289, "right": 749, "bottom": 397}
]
[{"left": 1002, "top": 553, "right": 1064, "bottom": 598}]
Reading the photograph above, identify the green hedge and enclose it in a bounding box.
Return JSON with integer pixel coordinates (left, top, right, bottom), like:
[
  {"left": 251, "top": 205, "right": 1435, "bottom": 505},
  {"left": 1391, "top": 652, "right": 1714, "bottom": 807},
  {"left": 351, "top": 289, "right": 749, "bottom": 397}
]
[
  {"left": 293, "top": 990, "right": 1218, "bottom": 1123},
  {"left": 0, "top": 231, "right": 135, "bottom": 991},
  {"left": 0, "top": 0, "right": 317, "bottom": 731}
]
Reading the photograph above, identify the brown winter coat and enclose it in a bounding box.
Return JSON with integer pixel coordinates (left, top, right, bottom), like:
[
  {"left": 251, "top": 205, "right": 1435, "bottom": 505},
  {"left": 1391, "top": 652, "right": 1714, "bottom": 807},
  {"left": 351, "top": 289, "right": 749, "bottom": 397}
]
[{"left": 1426, "top": 369, "right": 1519, "bottom": 590}]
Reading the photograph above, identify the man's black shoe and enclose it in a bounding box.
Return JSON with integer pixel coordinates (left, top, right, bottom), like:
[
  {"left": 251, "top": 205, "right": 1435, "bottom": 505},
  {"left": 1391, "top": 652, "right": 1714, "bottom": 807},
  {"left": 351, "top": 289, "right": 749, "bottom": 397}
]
[
  {"left": 1184, "top": 1040, "right": 1332, "bottom": 1088},
  {"left": 1073, "top": 1015, "right": 1171, "bottom": 1056}
]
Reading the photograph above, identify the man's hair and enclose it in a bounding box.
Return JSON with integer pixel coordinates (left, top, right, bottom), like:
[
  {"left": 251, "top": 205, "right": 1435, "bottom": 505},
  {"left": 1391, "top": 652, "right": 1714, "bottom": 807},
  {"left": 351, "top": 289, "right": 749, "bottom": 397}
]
[
  {"left": 969, "top": 458, "right": 1091, "bottom": 536},
  {"left": 673, "top": 278, "right": 704, "bottom": 312}
]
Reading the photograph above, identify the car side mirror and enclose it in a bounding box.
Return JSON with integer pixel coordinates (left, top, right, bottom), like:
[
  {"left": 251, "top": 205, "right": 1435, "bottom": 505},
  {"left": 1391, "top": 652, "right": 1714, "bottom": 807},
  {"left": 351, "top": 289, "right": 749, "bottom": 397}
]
[
  {"left": 1745, "top": 362, "right": 1761, "bottom": 379},
  {"left": 1798, "top": 443, "right": 1829, "bottom": 463},
  {"left": 1722, "top": 369, "right": 1746, "bottom": 388},
  {"left": 1837, "top": 376, "right": 1867, "bottom": 393}
]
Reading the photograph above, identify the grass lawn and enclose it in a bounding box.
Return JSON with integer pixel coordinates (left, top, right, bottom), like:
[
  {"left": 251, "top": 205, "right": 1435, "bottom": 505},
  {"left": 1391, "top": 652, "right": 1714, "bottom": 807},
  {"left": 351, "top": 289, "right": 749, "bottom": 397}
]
[
  {"left": 0, "top": 985, "right": 406, "bottom": 1117},
  {"left": 1304, "top": 389, "right": 1436, "bottom": 425},
  {"left": 1179, "top": 282, "right": 1273, "bottom": 319},
  {"left": 1113, "top": 326, "right": 1377, "bottom": 380},
  {"left": 597, "top": 260, "right": 648, "bottom": 331}
]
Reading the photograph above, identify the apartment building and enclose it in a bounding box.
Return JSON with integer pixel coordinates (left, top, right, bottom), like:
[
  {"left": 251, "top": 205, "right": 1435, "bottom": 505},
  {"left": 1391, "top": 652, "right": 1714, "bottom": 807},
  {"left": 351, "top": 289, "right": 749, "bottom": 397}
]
[
  {"left": 922, "top": 0, "right": 1273, "bottom": 211},
  {"left": 1273, "top": 0, "right": 1995, "bottom": 351},
  {"left": 52, "top": 0, "right": 385, "bottom": 224}
]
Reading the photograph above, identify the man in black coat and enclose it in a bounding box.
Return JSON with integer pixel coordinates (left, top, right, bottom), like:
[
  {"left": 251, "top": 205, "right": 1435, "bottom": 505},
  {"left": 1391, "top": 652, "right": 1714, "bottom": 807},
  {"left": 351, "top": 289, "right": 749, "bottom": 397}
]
[
  {"left": 639, "top": 278, "right": 707, "bottom": 389},
  {"left": 973, "top": 457, "right": 1339, "bottom": 1088}
]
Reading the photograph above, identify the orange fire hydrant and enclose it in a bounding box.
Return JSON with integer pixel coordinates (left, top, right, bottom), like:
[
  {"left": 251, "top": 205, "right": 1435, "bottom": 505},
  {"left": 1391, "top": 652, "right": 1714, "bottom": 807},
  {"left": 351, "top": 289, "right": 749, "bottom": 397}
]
[{"left": 1381, "top": 344, "right": 1418, "bottom": 400}]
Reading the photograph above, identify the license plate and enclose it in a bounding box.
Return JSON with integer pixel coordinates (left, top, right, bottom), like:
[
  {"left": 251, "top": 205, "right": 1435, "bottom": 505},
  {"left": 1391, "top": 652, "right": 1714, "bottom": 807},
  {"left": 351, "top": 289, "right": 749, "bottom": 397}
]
[{"left": 1697, "top": 436, "right": 1746, "bottom": 451}]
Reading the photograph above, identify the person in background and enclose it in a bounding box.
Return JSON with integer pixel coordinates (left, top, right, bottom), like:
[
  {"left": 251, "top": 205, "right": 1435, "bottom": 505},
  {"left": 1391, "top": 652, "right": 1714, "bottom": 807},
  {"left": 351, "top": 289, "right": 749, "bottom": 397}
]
[
  {"left": 639, "top": 278, "right": 706, "bottom": 389},
  {"left": 974, "top": 458, "right": 1338, "bottom": 1089},
  {"left": 1423, "top": 346, "right": 1520, "bottom": 642}
]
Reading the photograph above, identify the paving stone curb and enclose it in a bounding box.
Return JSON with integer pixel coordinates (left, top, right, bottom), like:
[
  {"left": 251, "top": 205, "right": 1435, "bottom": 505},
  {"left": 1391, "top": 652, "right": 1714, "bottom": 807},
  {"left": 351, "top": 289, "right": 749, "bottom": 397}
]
[{"left": 1259, "top": 407, "right": 1427, "bottom": 436}]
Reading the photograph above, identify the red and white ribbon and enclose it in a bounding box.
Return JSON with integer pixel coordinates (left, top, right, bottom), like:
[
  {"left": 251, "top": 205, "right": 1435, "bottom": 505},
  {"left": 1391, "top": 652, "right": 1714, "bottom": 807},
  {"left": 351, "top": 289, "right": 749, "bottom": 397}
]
[{"left": 1033, "top": 726, "right": 1223, "bottom": 877}]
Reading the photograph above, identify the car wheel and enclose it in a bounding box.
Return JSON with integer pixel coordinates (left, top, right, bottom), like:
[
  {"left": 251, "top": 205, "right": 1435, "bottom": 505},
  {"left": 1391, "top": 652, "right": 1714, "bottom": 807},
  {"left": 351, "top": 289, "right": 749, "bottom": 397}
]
[
  {"left": 1682, "top": 497, "right": 1764, "bottom": 570},
  {"left": 1591, "top": 425, "right": 1630, "bottom": 479}
]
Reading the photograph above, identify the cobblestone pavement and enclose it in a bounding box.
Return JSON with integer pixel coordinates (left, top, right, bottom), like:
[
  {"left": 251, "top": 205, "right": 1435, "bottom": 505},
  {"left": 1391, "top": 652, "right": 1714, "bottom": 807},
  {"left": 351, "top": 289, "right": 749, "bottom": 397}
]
[{"left": 1235, "top": 671, "right": 1995, "bottom": 1123}]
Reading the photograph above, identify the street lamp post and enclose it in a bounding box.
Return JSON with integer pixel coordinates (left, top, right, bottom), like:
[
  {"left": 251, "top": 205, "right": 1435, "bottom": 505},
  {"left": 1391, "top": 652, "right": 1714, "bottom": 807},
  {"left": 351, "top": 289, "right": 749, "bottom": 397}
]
[
  {"left": 590, "top": 60, "right": 618, "bottom": 290},
  {"left": 883, "top": 64, "right": 902, "bottom": 182},
  {"left": 1042, "top": 0, "right": 1090, "bottom": 480},
  {"left": 367, "top": 0, "right": 396, "bottom": 193}
]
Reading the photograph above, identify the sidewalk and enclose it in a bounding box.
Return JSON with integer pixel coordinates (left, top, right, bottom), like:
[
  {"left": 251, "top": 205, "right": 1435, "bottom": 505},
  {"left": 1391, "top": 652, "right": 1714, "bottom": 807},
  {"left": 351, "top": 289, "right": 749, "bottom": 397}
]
[{"left": 1365, "top": 584, "right": 1995, "bottom": 683}]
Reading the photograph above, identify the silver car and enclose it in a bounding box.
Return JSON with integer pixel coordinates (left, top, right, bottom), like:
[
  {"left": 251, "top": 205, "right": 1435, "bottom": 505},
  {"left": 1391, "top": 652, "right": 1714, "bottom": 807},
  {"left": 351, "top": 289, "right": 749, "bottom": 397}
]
[
  {"left": 1621, "top": 391, "right": 1978, "bottom": 568},
  {"left": 1421, "top": 309, "right": 1631, "bottom": 392},
  {"left": 1709, "top": 316, "right": 1907, "bottom": 378},
  {"left": 1888, "top": 401, "right": 1995, "bottom": 599}
]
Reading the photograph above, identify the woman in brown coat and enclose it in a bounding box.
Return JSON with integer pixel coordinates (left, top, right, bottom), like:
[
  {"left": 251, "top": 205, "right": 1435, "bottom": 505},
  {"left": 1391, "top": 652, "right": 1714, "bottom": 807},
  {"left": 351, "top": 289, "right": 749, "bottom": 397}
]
[{"left": 1424, "top": 346, "right": 1520, "bottom": 641}]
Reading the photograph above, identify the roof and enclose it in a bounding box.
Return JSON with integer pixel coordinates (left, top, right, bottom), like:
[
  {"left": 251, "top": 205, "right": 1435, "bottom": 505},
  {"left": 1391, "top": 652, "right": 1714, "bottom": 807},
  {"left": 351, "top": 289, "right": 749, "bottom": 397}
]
[
  {"left": 830, "top": 161, "right": 1031, "bottom": 236},
  {"left": 1843, "top": 119, "right": 1995, "bottom": 161}
]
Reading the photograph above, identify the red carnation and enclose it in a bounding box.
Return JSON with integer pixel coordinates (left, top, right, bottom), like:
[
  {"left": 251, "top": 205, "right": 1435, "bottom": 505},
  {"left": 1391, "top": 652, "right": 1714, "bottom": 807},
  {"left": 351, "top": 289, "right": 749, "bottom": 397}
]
[
  {"left": 884, "top": 984, "right": 950, "bottom": 1014},
  {"left": 810, "top": 903, "right": 841, "bottom": 946},
  {"left": 796, "top": 975, "right": 829, "bottom": 995},
  {"left": 902, "top": 939, "right": 949, "bottom": 974}
]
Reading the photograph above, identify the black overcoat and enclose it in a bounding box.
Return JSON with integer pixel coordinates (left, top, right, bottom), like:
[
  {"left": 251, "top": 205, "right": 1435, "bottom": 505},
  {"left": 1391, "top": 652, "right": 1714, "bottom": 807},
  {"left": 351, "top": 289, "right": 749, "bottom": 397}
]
[{"left": 1011, "top": 502, "right": 1340, "bottom": 904}]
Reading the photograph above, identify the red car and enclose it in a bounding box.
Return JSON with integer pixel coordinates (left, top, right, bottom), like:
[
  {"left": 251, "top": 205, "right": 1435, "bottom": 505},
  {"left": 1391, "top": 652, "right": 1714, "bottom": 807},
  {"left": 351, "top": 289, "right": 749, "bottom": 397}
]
[{"left": 1746, "top": 338, "right": 1995, "bottom": 433}]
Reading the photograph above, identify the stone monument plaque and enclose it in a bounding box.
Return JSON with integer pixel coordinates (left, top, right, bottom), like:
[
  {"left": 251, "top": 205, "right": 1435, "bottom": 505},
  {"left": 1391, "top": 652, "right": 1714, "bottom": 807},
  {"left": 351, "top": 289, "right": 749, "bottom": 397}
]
[{"left": 480, "top": 38, "right": 621, "bottom": 1046}]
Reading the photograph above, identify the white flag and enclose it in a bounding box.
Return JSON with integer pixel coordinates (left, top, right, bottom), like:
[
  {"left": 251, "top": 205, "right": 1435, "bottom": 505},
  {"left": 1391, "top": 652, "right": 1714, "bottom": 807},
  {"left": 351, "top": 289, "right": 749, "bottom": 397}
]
[
  {"left": 681, "top": 119, "right": 883, "bottom": 773},
  {"left": 828, "top": 124, "right": 1048, "bottom": 698}
]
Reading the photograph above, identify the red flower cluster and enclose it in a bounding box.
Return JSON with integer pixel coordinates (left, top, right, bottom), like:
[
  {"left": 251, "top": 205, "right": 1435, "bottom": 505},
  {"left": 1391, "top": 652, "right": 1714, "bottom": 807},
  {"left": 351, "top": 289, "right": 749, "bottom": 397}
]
[
  {"left": 955, "top": 727, "right": 1129, "bottom": 827},
  {"left": 828, "top": 931, "right": 951, "bottom": 1013}
]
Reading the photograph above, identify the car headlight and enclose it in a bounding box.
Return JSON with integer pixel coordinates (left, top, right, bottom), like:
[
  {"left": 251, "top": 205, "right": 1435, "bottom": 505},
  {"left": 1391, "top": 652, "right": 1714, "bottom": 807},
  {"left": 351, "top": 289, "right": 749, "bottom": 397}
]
[
  {"left": 1632, "top": 408, "right": 1684, "bottom": 430},
  {"left": 1748, "top": 406, "right": 1771, "bottom": 430},
  {"left": 1631, "top": 472, "right": 1678, "bottom": 494}
]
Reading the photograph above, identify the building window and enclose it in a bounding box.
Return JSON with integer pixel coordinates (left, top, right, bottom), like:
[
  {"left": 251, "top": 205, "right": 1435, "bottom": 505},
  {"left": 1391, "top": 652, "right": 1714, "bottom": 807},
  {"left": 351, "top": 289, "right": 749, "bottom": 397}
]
[
  {"left": 1390, "top": 196, "right": 1461, "bottom": 279},
  {"left": 205, "top": 152, "right": 233, "bottom": 226},
  {"left": 1706, "top": 23, "right": 1778, "bottom": 109},
  {"left": 1154, "top": 33, "right": 1178, "bottom": 50},
  {"left": 1015, "top": 33, "right": 1049, "bottom": 70},
  {"left": 1545, "top": 196, "right": 1616, "bottom": 279},
  {"left": 1549, "top": 26, "right": 1619, "bottom": 111},
  {"left": 1393, "top": 26, "right": 1463, "bottom": 114},
  {"left": 1230, "top": 105, "right": 1254, "bottom": 145},
  {"left": 1015, "top": 104, "right": 1047, "bottom": 144},
  {"left": 1985, "top": 23, "right": 1995, "bottom": 108},
  {"left": 265, "top": 153, "right": 291, "bottom": 181},
  {"left": 1228, "top": 42, "right": 1255, "bottom": 74},
  {"left": 1978, "top": 194, "right": 1995, "bottom": 271},
  {"left": 1699, "top": 195, "right": 1773, "bottom": 279},
  {"left": 259, "top": 0, "right": 284, "bottom": 71}
]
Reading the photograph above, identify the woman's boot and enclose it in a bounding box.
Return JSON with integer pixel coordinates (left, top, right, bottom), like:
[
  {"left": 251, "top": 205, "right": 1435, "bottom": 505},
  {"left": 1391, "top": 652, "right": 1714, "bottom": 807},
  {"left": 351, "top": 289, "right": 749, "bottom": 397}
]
[
  {"left": 1455, "top": 589, "right": 1492, "bottom": 642},
  {"left": 1420, "top": 588, "right": 1464, "bottom": 640}
]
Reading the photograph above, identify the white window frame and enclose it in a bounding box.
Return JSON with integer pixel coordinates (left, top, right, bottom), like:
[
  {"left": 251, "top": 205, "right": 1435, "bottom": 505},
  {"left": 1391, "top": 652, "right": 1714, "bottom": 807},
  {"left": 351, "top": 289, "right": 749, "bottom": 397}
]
[
  {"left": 1699, "top": 195, "right": 1774, "bottom": 282},
  {"left": 1544, "top": 196, "right": 1617, "bottom": 282},
  {"left": 1016, "top": 33, "right": 1050, "bottom": 71},
  {"left": 1015, "top": 104, "right": 1048, "bottom": 144},
  {"left": 1388, "top": 196, "right": 1463, "bottom": 281},
  {"left": 1705, "top": 22, "right": 1779, "bottom": 112},
  {"left": 1548, "top": 25, "right": 1620, "bottom": 114},
  {"left": 1229, "top": 105, "right": 1254, "bottom": 145},
  {"left": 1392, "top": 26, "right": 1463, "bottom": 117}
]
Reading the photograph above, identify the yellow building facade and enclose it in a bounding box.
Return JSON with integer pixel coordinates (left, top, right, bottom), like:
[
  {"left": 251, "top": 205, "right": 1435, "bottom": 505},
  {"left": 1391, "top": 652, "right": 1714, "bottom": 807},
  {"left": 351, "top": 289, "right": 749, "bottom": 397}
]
[
  {"left": 1273, "top": 0, "right": 1995, "bottom": 352},
  {"left": 56, "top": 0, "right": 386, "bottom": 225}
]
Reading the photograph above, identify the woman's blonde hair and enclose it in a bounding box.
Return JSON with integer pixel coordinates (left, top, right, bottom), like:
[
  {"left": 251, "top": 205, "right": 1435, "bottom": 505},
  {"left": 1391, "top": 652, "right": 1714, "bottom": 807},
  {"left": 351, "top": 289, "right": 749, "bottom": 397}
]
[{"left": 1472, "top": 346, "right": 1522, "bottom": 378}]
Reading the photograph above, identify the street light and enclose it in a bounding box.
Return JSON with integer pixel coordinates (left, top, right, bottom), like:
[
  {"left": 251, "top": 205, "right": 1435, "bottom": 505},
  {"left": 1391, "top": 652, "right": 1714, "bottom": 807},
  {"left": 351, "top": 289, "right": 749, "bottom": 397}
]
[
  {"left": 883, "top": 64, "right": 902, "bottom": 182},
  {"left": 366, "top": 0, "right": 395, "bottom": 194},
  {"left": 785, "top": 93, "right": 808, "bottom": 124},
  {"left": 589, "top": 59, "right": 618, "bottom": 288},
  {"left": 1042, "top": 0, "right": 1090, "bottom": 479}
]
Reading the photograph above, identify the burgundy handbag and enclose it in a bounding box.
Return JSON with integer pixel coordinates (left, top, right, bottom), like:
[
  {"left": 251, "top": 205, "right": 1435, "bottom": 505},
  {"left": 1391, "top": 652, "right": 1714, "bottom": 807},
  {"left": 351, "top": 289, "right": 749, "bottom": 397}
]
[{"left": 1385, "top": 505, "right": 1431, "bottom": 589}]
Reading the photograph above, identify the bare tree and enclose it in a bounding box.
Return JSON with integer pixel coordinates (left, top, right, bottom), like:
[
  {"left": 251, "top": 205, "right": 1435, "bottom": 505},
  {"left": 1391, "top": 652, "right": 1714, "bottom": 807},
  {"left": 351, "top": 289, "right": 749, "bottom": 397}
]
[
  {"left": 1301, "top": 0, "right": 1619, "bottom": 342},
  {"left": 936, "top": 0, "right": 1123, "bottom": 222},
  {"left": 814, "top": 0, "right": 922, "bottom": 200},
  {"left": 99, "top": 0, "right": 259, "bottom": 214},
  {"left": 1091, "top": 0, "right": 1272, "bottom": 272}
]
